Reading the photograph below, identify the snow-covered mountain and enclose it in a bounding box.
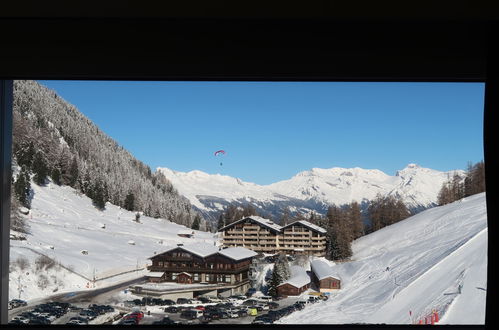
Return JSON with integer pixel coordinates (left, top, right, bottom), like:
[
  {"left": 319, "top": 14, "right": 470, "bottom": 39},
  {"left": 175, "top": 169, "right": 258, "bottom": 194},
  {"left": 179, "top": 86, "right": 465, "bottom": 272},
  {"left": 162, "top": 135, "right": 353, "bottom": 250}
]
[
  {"left": 278, "top": 192, "right": 487, "bottom": 324},
  {"left": 158, "top": 164, "right": 464, "bottom": 221}
]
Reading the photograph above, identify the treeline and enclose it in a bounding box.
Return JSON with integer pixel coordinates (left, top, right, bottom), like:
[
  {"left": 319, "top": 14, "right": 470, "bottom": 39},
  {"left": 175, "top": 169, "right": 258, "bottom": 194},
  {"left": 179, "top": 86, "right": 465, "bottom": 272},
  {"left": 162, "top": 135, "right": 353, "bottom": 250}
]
[
  {"left": 215, "top": 204, "right": 260, "bottom": 231},
  {"left": 437, "top": 161, "right": 486, "bottom": 205},
  {"left": 11, "top": 80, "right": 204, "bottom": 230}
]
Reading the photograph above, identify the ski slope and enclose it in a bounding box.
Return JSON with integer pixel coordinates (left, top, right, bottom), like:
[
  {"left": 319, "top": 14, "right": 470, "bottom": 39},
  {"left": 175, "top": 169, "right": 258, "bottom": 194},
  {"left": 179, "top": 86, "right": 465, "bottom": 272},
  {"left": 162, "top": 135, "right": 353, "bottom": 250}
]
[
  {"left": 278, "top": 193, "right": 487, "bottom": 324},
  {"left": 9, "top": 180, "right": 217, "bottom": 301}
]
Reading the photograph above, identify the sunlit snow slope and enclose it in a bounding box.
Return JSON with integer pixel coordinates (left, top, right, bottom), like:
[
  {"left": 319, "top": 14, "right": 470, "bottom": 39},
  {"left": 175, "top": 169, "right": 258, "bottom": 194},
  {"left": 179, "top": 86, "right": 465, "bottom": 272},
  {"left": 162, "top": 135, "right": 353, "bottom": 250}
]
[
  {"left": 9, "top": 181, "right": 216, "bottom": 301},
  {"left": 278, "top": 193, "right": 487, "bottom": 324}
]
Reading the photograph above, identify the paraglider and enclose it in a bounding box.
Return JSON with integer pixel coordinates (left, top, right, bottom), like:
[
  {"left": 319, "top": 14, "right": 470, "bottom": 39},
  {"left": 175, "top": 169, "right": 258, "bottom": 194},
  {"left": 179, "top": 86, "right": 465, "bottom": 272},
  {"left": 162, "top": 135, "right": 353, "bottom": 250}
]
[{"left": 214, "top": 150, "right": 226, "bottom": 166}]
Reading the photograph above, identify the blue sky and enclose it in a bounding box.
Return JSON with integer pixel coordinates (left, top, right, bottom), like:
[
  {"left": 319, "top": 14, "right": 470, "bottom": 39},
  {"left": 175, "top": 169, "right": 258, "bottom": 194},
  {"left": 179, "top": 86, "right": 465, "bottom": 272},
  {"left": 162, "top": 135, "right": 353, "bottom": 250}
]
[{"left": 38, "top": 81, "right": 484, "bottom": 185}]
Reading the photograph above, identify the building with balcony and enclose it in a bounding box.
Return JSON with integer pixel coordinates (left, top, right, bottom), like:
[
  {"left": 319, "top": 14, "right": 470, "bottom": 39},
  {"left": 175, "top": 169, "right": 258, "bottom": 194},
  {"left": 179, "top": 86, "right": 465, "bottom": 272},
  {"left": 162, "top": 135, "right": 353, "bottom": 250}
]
[
  {"left": 147, "top": 243, "right": 257, "bottom": 290},
  {"left": 219, "top": 216, "right": 327, "bottom": 256}
]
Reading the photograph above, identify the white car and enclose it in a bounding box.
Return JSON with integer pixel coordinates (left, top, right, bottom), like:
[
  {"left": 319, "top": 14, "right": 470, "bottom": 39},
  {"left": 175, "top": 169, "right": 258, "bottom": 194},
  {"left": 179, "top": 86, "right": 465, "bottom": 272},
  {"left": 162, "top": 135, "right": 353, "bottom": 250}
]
[
  {"left": 12, "top": 316, "right": 30, "bottom": 324},
  {"left": 226, "top": 310, "right": 239, "bottom": 318},
  {"left": 189, "top": 299, "right": 202, "bottom": 305},
  {"left": 257, "top": 295, "right": 273, "bottom": 302}
]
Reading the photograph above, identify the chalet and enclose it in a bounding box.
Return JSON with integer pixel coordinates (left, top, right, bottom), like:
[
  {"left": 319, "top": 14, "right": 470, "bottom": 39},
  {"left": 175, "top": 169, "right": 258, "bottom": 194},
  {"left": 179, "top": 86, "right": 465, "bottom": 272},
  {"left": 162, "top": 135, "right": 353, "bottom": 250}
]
[
  {"left": 219, "top": 216, "right": 327, "bottom": 256},
  {"left": 276, "top": 265, "right": 311, "bottom": 297},
  {"left": 310, "top": 259, "right": 341, "bottom": 292},
  {"left": 280, "top": 220, "right": 327, "bottom": 256},
  {"left": 147, "top": 243, "right": 257, "bottom": 288}
]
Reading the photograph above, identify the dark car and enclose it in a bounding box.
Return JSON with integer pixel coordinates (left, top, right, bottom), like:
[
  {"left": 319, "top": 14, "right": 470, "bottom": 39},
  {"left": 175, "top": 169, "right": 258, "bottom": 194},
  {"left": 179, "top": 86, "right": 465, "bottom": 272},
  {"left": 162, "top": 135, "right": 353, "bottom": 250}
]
[
  {"left": 177, "top": 298, "right": 190, "bottom": 304},
  {"left": 180, "top": 310, "right": 198, "bottom": 320},
  {"left": 204, "top": 311, "right": 221, "bottom": 320},
  {"left": 162, "top": 299, "right": 176, "bottom": 306},
  {"left": 197, "top": 296, "right": 210, "bottom": 303},
  {"left": 122, "top": 318, "right": 138, "bottom": 325},
  {"left": 267, "top": 301, "right": 279, "bottom": 309},
  {"left": 70, "top": 316, "right": 89, "bottom": 324},
  {"left": 8, "top": 319, "right": 25, "bottom": 325},
  {"left": 165, "top": 306, "right": 179, "bottom": 313},
  {"left": 152, "top": 316, "right": 176, "bottom": 325}
]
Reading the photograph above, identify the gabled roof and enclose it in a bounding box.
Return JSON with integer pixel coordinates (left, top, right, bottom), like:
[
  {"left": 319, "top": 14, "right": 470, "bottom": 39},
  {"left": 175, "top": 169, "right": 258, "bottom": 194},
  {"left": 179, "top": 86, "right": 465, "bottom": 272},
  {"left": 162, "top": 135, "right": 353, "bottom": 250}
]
[
  {"left": 147, "top": 271, "right": 165, "bottom": 277},
  {"left": 278, "top": 265, "right": 311, "bottom": 289},
  {"left": 219, "top": 247, "right": 258, "bottom": 261},
  {"left": 150, "top": 242, "right": 219, "bottom": 259},
  {"left": 150, "top": 243, "right": 257, "bottom": 261},
  {"left": 282, "top": 220, "right": 327, "bottom": 234},
  {"left": 219, "top": 216, "right": 282, "bottom": 233},
  {"left": 310, "top": 259, "right": 341, "bottom": 281}
]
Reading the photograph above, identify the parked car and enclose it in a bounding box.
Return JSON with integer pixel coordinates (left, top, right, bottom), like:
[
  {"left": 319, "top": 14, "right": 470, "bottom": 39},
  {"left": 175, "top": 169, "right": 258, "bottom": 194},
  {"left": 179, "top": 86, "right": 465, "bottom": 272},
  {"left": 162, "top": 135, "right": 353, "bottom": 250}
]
[
  {"left": 267, "top": 301, "right": 279, "bottom": 309},
  {"left": 198, "top": 296, "right": 212, "bottom": 303},
  {"left": 180, "top": 310, "right": 198, "bottom": 320},
  {"left": 152, "top": 316, "right": 176, "bottom": 325},
  {"left": 165, "top": 306, "right": 179, "bottom": 313},
  {"left": 242, "top": 299, "right": 259, "bottom": 306},
  {"left": 67, "top": 319, "right": 87, "bottom": 325},
  {"left": 226, "top": 309, "right": 239, "bottom": 318},
  {"left": 69, "top": 316, "right": 89, "bottom": 324},
  {"left": 162, "top": 299, "right": 176, "bottom": 306},
  {"left": 9, "top": 299, "right": 28, "bottom": 309},
  {"left": 177, "top": 298, "right": 190, "bottom": 304},
  {"left": 257, "top": 295, "right": 273, "bottom": 302},
  {"left": 122, "top": 318, "right": 138, "bottom": 325}
]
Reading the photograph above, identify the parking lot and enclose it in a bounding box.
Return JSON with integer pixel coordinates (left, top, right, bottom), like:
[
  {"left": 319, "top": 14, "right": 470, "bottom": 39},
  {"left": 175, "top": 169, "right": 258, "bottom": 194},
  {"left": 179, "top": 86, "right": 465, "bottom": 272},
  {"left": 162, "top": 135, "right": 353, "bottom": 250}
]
[{"left": 8, "top": 288, "right": 327, "bottom": 325}]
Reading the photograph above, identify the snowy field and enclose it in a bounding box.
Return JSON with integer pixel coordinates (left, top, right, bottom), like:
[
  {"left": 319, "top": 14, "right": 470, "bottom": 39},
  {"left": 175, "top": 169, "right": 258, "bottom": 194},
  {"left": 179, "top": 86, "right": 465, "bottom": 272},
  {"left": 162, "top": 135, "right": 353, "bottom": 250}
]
[
  {"left": 9, "top": 181, "right": 217, "bottom": 301},
  {"left": 278, "top": 193, "right": 487, "bottom": 325}
]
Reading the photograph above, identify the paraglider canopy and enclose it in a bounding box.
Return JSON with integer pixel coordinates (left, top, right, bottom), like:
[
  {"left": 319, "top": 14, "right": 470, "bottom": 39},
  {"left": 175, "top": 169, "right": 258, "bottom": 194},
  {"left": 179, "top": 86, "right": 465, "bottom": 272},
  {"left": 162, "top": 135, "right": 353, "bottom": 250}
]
[{"left": 214, "top": 150, "right": 226, "bottom": 166}]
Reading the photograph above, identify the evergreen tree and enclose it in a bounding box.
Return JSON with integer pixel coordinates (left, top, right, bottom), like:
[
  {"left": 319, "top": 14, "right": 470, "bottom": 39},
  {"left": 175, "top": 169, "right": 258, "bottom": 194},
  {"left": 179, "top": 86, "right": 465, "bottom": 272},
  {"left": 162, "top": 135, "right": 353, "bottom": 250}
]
[
  {"left": 279, "top": 207, "right": 291, "bottom": 226},
  {"left": 14, "top": 166, "right": 31, "bottom": 208},
  {"left": 32, "top": 151, "right": 48, "bottom": 185},
  {"left": 267, "top": 253, "right": 290, "bottom": 297},
  {"left": 326, "top": 205, "right": 352, "bottom": 260},
  {"left": 68, "top": 156, "right": 79, "bottom": 187},
  {"left": 191, "top": 214, "right": 201, "bottom": 230},
  {"left": 51, "top": 167, "right": 61, "bottom": 185},
  {"left": 217, "top": 213, "right": 225, "bottom": 231},
  {"left": 14, "top": 141, "right": 35, "bottom": 169},
  {"left": 124, "top": 191, "right": 135, "bottom": 211},
  {"left": 91, "top": 180, "right": 106, "bottom": 210}
]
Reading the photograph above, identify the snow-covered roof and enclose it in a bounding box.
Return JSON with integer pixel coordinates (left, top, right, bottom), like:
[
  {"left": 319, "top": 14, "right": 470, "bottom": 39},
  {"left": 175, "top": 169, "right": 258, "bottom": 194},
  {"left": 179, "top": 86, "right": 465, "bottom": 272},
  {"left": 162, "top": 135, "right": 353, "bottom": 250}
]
[
  {"left": 310, "top": 259, "right": 340, "bottom": 281},
  {"left": 282, "top": 220, "right": 327, "bottom": 234},
  {"left": 219, "top": 247, "right": 258, "bottom": 261},
  {"left": 219, "top": 216, "right": 282, "bottom": 233},
  {"left": 154, "top": 242, "right": 219, "bottom": 259},
  {"left": 147, "top": 272, "right": 165, "bottom": 277},
  {"left": 278, "top": 265, "right": 311, "bottom": 288}
]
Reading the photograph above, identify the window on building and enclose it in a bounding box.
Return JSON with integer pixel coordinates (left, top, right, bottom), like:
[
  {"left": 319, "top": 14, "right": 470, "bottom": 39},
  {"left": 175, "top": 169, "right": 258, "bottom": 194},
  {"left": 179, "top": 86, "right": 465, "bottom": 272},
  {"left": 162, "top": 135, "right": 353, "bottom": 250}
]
[
  {"left": 225, "top": 275, "right": 231, "bottom": 283},
  {"left": 172, "top": 273, "right": 178, "bottom": 280},
  {"left": 193, "top": 273, "right": 199, "bottom": 281}
]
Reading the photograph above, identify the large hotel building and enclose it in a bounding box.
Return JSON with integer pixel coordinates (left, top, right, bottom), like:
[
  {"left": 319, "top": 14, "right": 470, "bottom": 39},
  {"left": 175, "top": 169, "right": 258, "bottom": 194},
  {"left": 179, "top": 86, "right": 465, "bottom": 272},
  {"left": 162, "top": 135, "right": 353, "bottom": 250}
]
[{"left": 219, "top": 216, "right": 327, "bottom": 256}]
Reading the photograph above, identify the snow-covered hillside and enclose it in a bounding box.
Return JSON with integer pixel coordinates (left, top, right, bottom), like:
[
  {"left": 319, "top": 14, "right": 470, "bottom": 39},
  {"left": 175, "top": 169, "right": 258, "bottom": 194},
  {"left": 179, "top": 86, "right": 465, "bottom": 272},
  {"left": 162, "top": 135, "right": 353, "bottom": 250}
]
[
  {"left": 158, "top": 164, "right": 464, "bottom": 220},
  {"left": 278, "top": 193, "right": 487, "bottom": 324},
  {"left": 9, "top": 180, "right": 217, "bottom": 301}
]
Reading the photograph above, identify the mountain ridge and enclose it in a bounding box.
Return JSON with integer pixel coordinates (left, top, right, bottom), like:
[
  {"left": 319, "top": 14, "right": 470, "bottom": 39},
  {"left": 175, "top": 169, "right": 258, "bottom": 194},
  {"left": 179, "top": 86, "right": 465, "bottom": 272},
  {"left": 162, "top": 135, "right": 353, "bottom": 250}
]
[{"left": 157, "top": 164, "right": 465, "bottom": 223}]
